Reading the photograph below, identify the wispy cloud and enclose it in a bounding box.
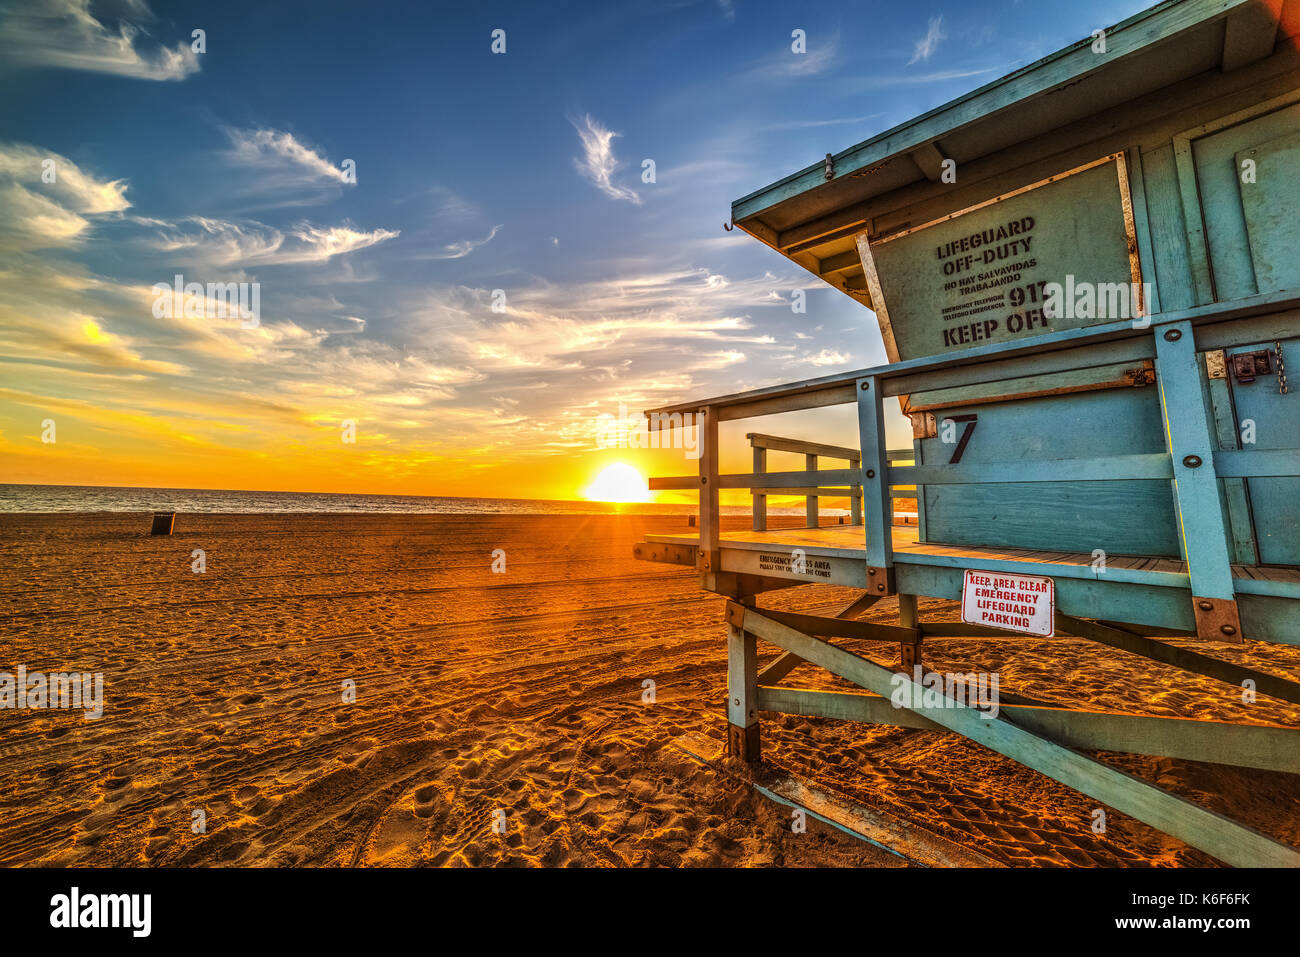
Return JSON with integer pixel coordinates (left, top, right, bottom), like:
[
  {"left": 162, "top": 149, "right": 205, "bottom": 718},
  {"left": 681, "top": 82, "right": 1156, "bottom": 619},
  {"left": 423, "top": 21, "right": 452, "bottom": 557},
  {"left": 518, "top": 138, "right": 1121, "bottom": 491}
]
[
  {"left": 850, "top": 66, "right": 997, "bottom": 91},
  {"left": 761, "top": 113, "right": 883, "bottom": 132},
  {"left": 570, "top": 113, "right": 642, "bottom": 205},
  {"left": 427, "top": 224, "right": 502, "bottom": 260},
  {"left": 0, "top": 142, "right": 130, "bottom": 250},
  {"left": 425, "top": 185, "right": 479, "bottom": 222},
  {"left": 148, "top": 217, "right": 399, "bottom": 267},
  {"left": 0, "top": 0, "right": 200, "bottom": 81},
  {"left": 908, "top": 15, "right": 947, "bottom": 64},
  {"left": 743, "top": 30, "right": 840, "bottom": 81},
  {"left": 800, "top": 349, "right": 851, "bottom": 367},
  {"left": 225, "top": 127, "right": 350, "bottom": 185}
]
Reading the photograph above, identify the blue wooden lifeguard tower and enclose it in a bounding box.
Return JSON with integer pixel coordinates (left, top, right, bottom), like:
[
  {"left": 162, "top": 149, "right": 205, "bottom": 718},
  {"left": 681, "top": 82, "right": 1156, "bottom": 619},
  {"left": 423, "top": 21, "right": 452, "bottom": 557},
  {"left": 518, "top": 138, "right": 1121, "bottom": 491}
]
[{"left": 636, "top": 0, "right": 1300, "bottom": 866}]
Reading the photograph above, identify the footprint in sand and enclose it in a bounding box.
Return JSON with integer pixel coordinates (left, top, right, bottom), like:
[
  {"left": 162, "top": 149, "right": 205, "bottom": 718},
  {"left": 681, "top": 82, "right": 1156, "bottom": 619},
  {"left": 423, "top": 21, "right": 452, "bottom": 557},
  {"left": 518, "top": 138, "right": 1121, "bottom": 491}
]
[
  {"left": 101, "top": 775, "right": 132, "bottom": 802},
  {"left": 412, "top": 784, "right": 439, "bottom": 818}
]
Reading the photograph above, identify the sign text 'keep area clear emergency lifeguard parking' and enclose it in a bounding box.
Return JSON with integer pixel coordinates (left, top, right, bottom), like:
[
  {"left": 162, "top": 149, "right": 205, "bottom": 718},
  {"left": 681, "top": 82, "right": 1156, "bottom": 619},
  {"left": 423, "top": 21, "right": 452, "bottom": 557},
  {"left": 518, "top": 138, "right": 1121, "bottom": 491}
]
[{"left": 961, "top": 569, "right": 1055, "bottom": 637}]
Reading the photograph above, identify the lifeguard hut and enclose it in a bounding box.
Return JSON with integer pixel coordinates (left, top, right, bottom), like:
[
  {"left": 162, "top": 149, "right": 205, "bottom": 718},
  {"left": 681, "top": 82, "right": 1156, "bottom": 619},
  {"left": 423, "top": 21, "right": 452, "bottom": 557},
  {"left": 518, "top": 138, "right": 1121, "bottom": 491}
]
[{"left": 636, "top": 0, "right": 1300, "bottom": 866}]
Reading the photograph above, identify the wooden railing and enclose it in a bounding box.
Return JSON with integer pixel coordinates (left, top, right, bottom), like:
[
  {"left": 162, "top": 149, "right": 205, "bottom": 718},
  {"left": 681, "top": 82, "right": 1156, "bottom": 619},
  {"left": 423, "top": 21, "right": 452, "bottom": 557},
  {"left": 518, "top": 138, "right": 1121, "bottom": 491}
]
[
  {"left": 644, "top": 291, "right": 1300, "bottom": 632},
  {"left": 747, "top": 432, "right": 913, "bottom": 531}
]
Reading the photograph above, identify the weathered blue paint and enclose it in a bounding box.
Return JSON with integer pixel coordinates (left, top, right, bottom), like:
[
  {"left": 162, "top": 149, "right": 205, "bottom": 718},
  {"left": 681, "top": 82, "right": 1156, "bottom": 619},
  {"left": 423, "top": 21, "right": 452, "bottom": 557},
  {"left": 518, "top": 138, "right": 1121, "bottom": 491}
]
[
  {"left": 855, "top": 375, "right": 893, "bottom": 583},
  {"left": 1156, "top": 320, "right": 1239, "bottom": 601},
  {"left": 1224, "top": 337, "right": 1300, "bottom": 565},
  {"left": 907, "top": 388, "right": 1180, "bottom": 557}
]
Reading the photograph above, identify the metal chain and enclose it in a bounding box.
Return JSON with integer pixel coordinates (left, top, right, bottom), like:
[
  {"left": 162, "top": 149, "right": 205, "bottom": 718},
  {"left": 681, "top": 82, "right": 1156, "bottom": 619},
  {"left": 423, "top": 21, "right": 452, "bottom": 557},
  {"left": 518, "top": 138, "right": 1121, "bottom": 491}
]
[{"left": 1277, "top": 340, "right": 1288, "bottom": 395}]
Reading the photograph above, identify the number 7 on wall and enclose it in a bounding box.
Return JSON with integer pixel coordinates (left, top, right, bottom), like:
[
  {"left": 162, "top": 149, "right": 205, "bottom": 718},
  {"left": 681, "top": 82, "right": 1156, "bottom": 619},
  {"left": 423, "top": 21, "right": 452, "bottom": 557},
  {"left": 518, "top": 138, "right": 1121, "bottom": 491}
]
[{"left": 946, "top": 414, "right": 978, "bottom": 464}]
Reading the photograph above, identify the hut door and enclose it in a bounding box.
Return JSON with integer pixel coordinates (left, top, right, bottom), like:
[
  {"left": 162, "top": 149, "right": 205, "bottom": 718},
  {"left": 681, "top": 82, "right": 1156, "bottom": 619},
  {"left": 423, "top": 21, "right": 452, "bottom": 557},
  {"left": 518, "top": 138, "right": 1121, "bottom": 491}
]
[
  {"left": 1228, "top": 337, "right": 1300, "bottom": 567},
  {"left": 1188, "top": 101, "right": 1300, "bottom": 301}
]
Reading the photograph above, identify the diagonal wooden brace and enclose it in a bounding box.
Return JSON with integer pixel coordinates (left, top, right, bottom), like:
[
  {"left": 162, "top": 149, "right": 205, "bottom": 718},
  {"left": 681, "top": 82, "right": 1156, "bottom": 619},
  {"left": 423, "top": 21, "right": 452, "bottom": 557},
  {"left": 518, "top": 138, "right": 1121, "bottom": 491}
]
[{"left": 733, "top": 602, "right": 1300, "bottom": 868}]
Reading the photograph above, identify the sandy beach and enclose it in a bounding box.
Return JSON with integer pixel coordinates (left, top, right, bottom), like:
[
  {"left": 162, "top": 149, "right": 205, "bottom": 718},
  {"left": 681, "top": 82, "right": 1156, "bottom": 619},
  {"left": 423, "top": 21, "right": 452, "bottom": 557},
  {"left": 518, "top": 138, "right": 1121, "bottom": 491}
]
[{"left": 2, "top": 512, "right": 1299, "bottom": 867}]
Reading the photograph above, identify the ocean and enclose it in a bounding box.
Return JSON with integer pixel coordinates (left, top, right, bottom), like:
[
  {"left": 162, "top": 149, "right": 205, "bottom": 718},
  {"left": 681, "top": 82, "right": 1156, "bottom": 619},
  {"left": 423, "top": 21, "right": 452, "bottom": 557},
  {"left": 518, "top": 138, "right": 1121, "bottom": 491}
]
[{"left": 0, "top": 484, "right": 828, "bottom": 516}]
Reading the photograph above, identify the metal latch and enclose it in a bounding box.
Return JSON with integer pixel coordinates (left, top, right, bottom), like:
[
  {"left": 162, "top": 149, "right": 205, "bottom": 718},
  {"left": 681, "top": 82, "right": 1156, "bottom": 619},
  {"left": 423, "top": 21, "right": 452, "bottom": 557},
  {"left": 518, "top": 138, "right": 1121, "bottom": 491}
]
[{"left": 1232, "top": 349, "right": 1273, "bottom": 383}]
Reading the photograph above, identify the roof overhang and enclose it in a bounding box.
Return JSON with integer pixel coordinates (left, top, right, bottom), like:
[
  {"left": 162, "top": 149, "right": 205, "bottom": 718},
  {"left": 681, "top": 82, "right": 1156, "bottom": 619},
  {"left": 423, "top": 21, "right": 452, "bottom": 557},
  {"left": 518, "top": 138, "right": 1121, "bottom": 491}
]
[{"left": 730, "top": 0, "right": 1292, "bottom": 310}]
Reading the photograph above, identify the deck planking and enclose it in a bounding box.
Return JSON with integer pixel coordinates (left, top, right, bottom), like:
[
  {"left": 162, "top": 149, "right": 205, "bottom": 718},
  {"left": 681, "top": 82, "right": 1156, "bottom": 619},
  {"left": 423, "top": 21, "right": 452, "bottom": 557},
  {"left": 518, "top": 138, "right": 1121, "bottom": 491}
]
[{"left": 646, "top": 524, "right": 1300, "bottom": 585}]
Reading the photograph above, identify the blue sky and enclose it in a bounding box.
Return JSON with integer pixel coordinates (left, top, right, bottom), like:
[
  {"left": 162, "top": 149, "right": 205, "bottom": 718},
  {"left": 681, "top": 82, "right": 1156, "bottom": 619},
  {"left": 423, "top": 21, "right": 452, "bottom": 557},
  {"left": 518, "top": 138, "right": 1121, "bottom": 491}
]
[{"left": 0, "top": 0, "right": 1153, "bottom": 499}]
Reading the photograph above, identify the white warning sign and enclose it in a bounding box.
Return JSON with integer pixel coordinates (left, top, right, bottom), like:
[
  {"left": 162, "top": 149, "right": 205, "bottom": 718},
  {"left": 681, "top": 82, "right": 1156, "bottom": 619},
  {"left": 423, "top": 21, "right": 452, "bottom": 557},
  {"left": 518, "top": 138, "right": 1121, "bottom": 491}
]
[{"left": 961, "top": 569, "right": 1055, "bottom": 637}]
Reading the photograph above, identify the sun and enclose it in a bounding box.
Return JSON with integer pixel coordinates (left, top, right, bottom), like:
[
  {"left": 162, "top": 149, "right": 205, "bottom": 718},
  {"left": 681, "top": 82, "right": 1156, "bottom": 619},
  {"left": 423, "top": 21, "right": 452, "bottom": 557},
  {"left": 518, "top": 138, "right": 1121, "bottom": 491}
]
[{"left": 583, "top": 462, "right": 649, "bottom": 503}]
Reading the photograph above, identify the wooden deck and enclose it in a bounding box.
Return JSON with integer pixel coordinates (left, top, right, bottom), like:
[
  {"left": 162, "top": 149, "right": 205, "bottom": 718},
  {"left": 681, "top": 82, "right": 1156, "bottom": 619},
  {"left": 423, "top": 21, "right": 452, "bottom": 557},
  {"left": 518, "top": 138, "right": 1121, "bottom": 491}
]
[
  {"left": 644, "top": 524, "right": 1300, "bottom": 588},
  {"left": 649, "top": 523, "right": 1183, "bottom": 569}
]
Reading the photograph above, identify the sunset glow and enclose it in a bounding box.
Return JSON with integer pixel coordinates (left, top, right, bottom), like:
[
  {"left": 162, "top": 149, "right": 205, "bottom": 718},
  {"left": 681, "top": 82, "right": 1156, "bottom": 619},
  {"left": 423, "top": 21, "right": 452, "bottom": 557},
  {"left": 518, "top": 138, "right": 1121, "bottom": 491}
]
[{"left": 582, "top": 463, "right": 649, "bottom": 503}]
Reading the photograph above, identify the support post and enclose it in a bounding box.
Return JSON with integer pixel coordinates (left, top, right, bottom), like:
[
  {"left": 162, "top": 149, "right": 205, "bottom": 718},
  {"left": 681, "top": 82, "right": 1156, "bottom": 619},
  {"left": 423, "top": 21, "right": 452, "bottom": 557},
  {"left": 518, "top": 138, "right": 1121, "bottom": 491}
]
[
  {"left": 856, "top": 375, "right": 895, "bottom": 596},
  {"left": 805, "top": 452, "right": 818, "bottom": 528},
  {"left": 726, "top": 605, "right": 760, "bottom": 763},
  {"left": 898, "top": 593, "right": 921, "bottom": 672},
  {"left": 850, "top": 454, "right": 863, "bottom": 525},
  {"left": 697, "top": 406, "right": 720, "bottom": 576},
  {"left": 1155, "top": 321, "right": 1242, "bottom": 641},
  {"left": 752, "top": 444, "right": 767, "bottom": 532}
]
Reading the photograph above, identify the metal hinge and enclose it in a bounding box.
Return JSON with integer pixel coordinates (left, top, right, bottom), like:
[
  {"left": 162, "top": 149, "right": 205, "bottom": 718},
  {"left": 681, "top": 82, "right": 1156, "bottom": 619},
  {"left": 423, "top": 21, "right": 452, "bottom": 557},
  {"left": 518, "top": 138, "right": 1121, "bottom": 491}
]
[{"left": 909, "top": 411, "right": 937, "bottom": 439}]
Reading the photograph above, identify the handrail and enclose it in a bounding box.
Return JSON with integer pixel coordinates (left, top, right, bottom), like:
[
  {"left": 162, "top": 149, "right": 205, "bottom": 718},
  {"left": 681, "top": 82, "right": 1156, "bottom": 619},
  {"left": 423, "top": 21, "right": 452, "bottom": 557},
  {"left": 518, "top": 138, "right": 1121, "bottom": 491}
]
[
  {"left": 748, "top": 432, "right": 866, "bottom": 531},
  {"left": 651, "top": 454, "right": 1179, "bottom": 491},
  {"left": 658, "top": 434, "right": 920, "bottom": 534},
  {"left": 746, "top": 432, "right": 861, "bottom": 460}
]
